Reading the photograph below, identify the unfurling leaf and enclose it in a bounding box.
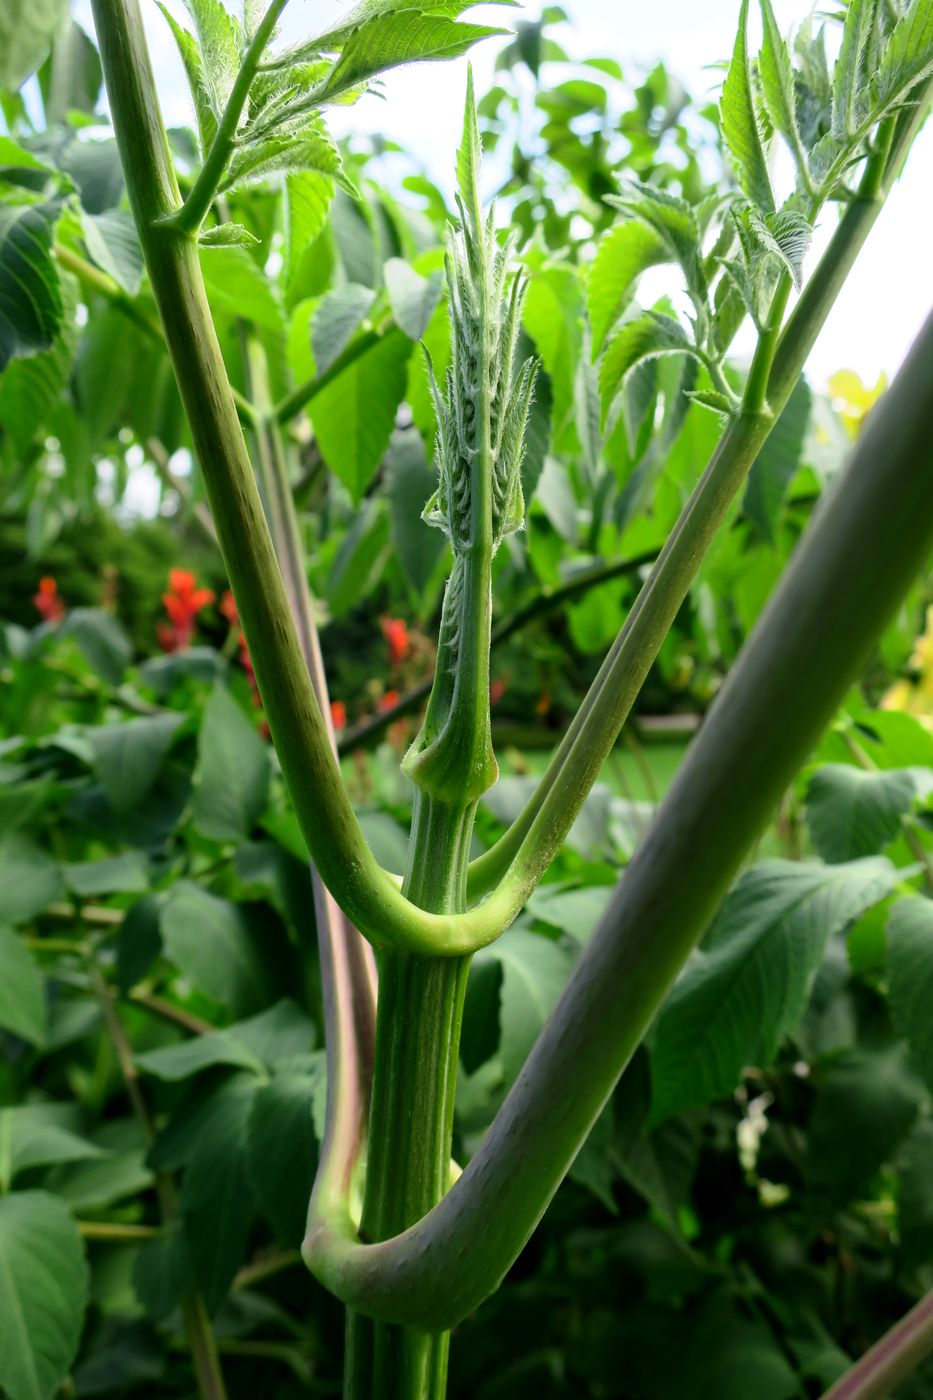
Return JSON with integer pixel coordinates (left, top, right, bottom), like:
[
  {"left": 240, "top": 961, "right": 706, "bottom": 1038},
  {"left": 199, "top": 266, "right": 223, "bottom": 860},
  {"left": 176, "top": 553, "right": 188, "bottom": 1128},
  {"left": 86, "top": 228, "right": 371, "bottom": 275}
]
[
  {"left": 721, "top": 0, "right": 775, "bottom": 211},
  {"left": 599, "top": 312, "right": 694, "bottom": 431}
]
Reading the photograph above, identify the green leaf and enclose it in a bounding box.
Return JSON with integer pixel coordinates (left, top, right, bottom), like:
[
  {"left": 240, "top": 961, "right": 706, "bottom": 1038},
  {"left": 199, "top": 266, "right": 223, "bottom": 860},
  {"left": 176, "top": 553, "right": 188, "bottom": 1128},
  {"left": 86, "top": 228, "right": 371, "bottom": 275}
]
[
  {"left": 64, "top": 852, "right": 149, "bottom": 897},
  {"left": 0, "top": 833, "right": 64, "bottom": 925},
  {"left": 198, "top": 221, "right": 258, "bottom": 248},
  {"left": 721, "top": 0, "right": 774, "bottom": 211},
  {"left": 0, "top": 1191, "right": 88, "bottom": 1400},
  {"left": 284, "top": 170, "right": 335, "bottom": 296},
  {"left": 192, "top": 685, "right": 270, "bottom": 843},
  {"left": 758, "top": 0, "right": 803, "bottom": 159},
  {"left": 200, "top": 245, "right": 283, "bottom": 330},
  {"left": 887, "top": 896, "right": 933, "bottom": 1091},
  {"left": 46, "top": 1121, "right": 152, "bottom": 1212},
  {"left": 808, "top": 1044, "right": 922, "bottom": 1197},
  {"left": 807, "top": 764, "right": 917, "bottom": 862},
  {"left": 222, "top": 124, "right": 344, "bottom": 193},
  {"left": 0, "top": 1106, "right": 103, "bottom": 1184},
  {"left": 522, "top": 263, "right": 583, "bottom": 443},
  {"left": 604, "top": 180, "right": 704, "bottom": 307},
  {"left": 896, "top": 1117, "right": 933, "bottom": 1268},
  {"left": 133, "top": 1222, "right": 191, "bottom": 1324},
  {"left": 385, "top": 430, "right": 446, "bottom": 594},
  {"left": 0, "top": 202, "right": 63, "bottom": 373},
  {"left": 384, "top": 258, "right": 444, "bottom": 340},
  {"left": 743, "top": 374, "right": 812, "bottom": 540},
  {"left": 177, "top": 1073, "right": 260, "bottom": 1310},
  {"left": 80, "top": 210, "right": 145, "bottom": 296},
  {"left": 0, "top": 926, "right": 46, "bottom": 1045},
  {"left": 310, "top": 282, "right": 376, "bottom": 374},
  {"left": 0, "top": 0, "right": 69, "bottom": 90},
  {"left": 156, "top": 3, "right": 217, "bottom": 154},
  {"left": 160, "top": 883, "right": 268, "bottom": 1014},
  {"left": 0, "top": 268, "right": 78, "bottom": 457},
  {"left": 316, "top": 13, "right": 507, "bottom": 103},
  {"left": 311, "top": 328, "right": 412, "bottom": 501},
  {"left": 472, "top": 928, "right": 574, "bottom": 1087},
  {"left": 833, "top": 0, "right": 876, "bottom": 140},
  {"left": 586, "top": 221, "right": 668, "bottom": 356},
  {"left": 87, "top": 713, "right": 185, "bottom": 813},
  {"left": 116, "top": 895, "right": 163, "bottom": 994},
  {"left": 247, "top": 1070, "right": 320, "bottom": 1243},
  {"left": 873, "top": 0, "right": 933, "bottom": 115},
  {"left": 137, "top": 1000, "right": 313, "bottom": 1082},
  {"left": 38, "top": 19, "right": 102, "bottom": 123},
  {"left": 179, "top": 0, "right": 240, "bottom": 118},
  {"left": 599, "top": 313, "right": 692, "bottom": 431},
  {"left": 64, "top": 607, "right": 133, "bottom": 686},
  {"left": 650, "top": 857, "right": 898, "bottom": 1123}
]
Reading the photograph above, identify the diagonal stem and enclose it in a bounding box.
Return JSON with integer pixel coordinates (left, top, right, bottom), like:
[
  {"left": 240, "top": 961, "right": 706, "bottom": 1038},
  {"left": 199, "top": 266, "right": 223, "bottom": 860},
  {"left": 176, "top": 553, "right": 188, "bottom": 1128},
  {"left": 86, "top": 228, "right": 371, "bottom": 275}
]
[
  {"left": 304, "top": 301, "right": 933, "bottom": 1332},
  {"left": 819, "top": 1291, "right": 933, "bottom": 1400}
]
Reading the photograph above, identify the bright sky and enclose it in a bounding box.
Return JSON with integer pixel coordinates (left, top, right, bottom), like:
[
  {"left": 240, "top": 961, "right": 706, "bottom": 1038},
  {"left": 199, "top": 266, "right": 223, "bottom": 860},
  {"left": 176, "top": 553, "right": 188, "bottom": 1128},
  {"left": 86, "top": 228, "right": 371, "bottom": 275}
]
[{"left": 73, "top": 0, "right": 933, "bottom": 389}]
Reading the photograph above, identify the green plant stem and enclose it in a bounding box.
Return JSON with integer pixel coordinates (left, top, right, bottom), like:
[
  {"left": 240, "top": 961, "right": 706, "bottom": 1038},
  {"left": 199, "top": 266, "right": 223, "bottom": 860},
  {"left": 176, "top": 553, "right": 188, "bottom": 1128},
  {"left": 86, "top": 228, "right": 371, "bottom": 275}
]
[
  {"left": 336, "top": 548, "right": 658, "bottom": 756},
  {"left": 820, "top": 1291, "right": 933, "bottom": 1400},
  {"left": 465, "top": 83, "right": 931, "bottom": 903},
  {"left": 240, "top": 328, "right": 379, "bottom": 1288},
  {"left": 168, "top": 0, "right": 292, "bottom": 234},
  {"left": 304, "top": 301, "right": 933, "bottom": 1331},
  {"left": 78, "top": 1221, "right": 159, "bottom": 1241},
  {"left": 53, "top": 243, "right": 254, "bottom": 424}
]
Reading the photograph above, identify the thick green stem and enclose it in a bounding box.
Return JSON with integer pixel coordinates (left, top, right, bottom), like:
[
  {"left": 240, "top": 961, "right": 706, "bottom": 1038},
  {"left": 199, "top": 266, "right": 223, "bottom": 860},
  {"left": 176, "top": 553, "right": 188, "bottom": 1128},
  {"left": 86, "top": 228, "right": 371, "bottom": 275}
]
[{"left": 304, "top": 301, "right": 933, "bottom": 1331}]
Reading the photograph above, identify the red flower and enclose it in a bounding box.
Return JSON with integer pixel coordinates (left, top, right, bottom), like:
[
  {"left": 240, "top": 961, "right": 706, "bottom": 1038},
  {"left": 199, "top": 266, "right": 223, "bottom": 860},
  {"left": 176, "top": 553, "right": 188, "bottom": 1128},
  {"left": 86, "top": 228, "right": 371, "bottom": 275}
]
[
  {"left": 381, "top": 616, "right": 410, "bottom": 667},
  {"left": 490, "top": 678, "right": 507, "bottom": 705},
  {"left": 158, "top": 569, "right": 214, "bottom": 652},
  {"left": 378, "top": 689, "right": 401, "bottom": 713},
  {"left": 220, "top": 589, "right": 239, "bottom": 626},
  {"left": 33, "top": 576, "right": 66, "bottom": 624},
  {"left": 331, "top": 700, "right": 347, "bottom": 730}
]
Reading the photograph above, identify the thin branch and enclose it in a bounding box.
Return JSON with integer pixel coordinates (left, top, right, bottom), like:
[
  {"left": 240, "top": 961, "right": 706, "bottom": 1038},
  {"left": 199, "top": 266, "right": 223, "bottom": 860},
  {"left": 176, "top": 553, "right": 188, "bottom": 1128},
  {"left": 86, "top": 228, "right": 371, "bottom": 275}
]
[
  {"left": 146, "top": 436, "right": 218, "bottom": 547},
  {"left": 78, "top": 1221, "right": 159, "bottom": 1241},
  {"left": 167, "top": 0, "right": 292, "bottom": 234},
  {"left": 128, "top": 990, "right": 215, "bottom": 1036},
  {"left": 274, "top": 329, "right": 381, "bottom": 425}
]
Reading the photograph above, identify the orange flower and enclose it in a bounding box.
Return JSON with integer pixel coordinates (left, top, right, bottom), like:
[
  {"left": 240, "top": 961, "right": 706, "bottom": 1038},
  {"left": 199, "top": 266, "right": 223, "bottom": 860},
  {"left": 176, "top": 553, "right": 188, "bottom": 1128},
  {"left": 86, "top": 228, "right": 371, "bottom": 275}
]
[
  {"left": 378, "top": 689, "right": 401, "bottom": 713},
  {"left": 381, "top": 617, "right": 410, "bottom": 667},
  {"left": 490, "top": 678, "right": 507, "bottom": 705},
  {"left": 158, "top": 568, "right": 215, "bottom": 652},
  {"left": 331, "top": 700, "right": 348, "bottom": 730},
  {"left": 33, "top": 576, "right": 66, "bottom": 624}
]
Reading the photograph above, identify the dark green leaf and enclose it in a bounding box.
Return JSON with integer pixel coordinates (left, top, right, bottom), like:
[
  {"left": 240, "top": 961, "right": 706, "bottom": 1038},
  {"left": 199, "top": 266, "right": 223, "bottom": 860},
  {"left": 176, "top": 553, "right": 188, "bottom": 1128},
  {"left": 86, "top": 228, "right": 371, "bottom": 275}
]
[
  {"left": 247, "top": 1070, "right": 320, "bottom": 1243},
  {"left": 192, "top": 685, "right": 270, "bottom": 843},
  {"left": 87, "top": 713, "right": 185, "bottom": 813},
  {"left": 64, "top": 852, "right": 149, "bottom": 898},
  {"left": 0, "top": 1190, "right": 88, "bottom": 1400},
  {"left": 808, "top": 1045, "right": 922, "bottom": 1197},
  {"left": 64, "top": 608, "right": 132, "bottom": 686},
  {"left": 385, "top": 430, "right": 446, "bottom": 594},
  {"left": 116, "top": 895, "right": 163, "bottom": 994},
  {"left": 650, "top": 857, "right": 897, "bottom": 1123},
  {"left": 807, "top": 764, "right": 917, "bottom": 862},
  {"left": 0, "top": 926, "right": 46, "bottom": 1045},
  {"left": 0, "top": 202, "right": 63, "bottom": 373},
  {"left": 887, "top": 895, "right": 933, "bottom": 1091},
  {"left": 0, "top": 832, "right": 64, "bottom": 924},
  {"left": 133, "top": 1222, "right": 191, "bottom": 1324},
  {"left": 160, "top": 882, "right": 269, "bottom": 1014},
  {"left": 743, "top": 374, "right": 811, "bottom": 540}
]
